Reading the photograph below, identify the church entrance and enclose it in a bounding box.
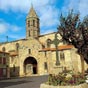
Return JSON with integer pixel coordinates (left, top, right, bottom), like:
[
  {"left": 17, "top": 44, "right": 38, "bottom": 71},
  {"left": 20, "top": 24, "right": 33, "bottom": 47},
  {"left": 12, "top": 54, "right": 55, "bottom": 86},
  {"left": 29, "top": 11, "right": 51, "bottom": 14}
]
[{"left": 24, "top": 57, "right": 37, "bottom": 75}]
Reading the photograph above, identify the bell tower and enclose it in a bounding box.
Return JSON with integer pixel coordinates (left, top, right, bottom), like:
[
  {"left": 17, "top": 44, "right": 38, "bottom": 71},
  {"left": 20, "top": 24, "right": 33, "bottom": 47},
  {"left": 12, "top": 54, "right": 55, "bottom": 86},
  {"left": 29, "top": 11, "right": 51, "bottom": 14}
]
[{"left": 26, "top": 5, "right": 40, "bottom": 39}]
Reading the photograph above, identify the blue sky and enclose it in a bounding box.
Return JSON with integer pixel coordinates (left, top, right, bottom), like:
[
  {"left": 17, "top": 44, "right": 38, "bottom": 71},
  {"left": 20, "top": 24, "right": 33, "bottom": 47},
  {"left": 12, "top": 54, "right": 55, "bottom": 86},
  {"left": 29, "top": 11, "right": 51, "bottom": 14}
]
[{"left": 0, "top": 0, "right": 88, "bottom": 42}]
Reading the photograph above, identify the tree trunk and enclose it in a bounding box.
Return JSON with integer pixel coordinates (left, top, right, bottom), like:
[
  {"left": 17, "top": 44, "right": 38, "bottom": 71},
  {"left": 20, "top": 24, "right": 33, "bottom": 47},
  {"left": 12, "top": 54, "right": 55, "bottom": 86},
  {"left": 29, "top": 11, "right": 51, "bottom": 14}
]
[{"left": 80, "top": 55, "right": 85, "bottom": 75}]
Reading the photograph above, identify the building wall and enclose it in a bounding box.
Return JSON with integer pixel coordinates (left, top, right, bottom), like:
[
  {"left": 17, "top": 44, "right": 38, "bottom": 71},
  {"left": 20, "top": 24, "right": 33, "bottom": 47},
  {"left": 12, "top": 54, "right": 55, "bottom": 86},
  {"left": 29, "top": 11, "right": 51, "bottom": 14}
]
[
  {"left": 0, "top": 33, "right": 88, "bottom": 77},
  {"left": 0, "top": 6, "right": 87, "bottom": 77},
  {"left": 39, "top": 33, "right": 63, "bottom": 48},
  {"left": 0, "top": 37, "right": 48, "bottom": 76},
  {"left": 0, "top": 52, "right": 9, "bottom": 78}
]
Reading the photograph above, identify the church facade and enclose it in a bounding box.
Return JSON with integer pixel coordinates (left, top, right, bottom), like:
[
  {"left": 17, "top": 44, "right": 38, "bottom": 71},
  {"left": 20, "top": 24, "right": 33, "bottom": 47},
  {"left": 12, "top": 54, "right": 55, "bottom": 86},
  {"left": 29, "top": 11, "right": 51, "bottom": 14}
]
[{"left": 0, "top": 6, "right": 87, "bottom": 78}]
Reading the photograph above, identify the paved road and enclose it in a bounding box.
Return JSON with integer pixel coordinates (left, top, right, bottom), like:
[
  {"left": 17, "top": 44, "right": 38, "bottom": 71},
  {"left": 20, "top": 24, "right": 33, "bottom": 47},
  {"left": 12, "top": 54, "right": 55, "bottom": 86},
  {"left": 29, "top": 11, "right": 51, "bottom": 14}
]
[{"left": 0, "top": 75, "right": 48, "bottom": 88}]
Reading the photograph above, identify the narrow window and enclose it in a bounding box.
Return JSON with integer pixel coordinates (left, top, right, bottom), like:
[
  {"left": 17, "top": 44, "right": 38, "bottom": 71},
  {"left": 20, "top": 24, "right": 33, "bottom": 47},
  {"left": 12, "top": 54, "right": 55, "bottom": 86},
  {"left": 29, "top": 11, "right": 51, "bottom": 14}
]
[
  {"left": 2, "top": 47, "right": 6, "bottom": 52},
  {"left": 28, "top": 21, "right": 30, "bottom": 27},
  {"left": 60, "top": 51, "right": 65, "bottom": 60},
  {"left": 3, "top": 58, "right": 6, "bottom": 64},
  {"left": 45, "top": 51, "right": 47, "bottom": 57},
  {"left": 44, "top": 62, "right": 47, "bottom": 70},
  {"left": 29, "top": 31, "right": 30, "bottom": 36},
  {"left": 28, "top": 49, "right": 31, "bottom": 54},
  {"left": 0, "top": 57, "right": 2, "bottom": 64},
  {"left": 13, "top": 65, "right": 15, "bottom": 72},
  {"left": 33, "top": 20, "right": 35, "bottom": 26},
  {"left": 16, "top": 43, "right": 19, "bottom": 51}
]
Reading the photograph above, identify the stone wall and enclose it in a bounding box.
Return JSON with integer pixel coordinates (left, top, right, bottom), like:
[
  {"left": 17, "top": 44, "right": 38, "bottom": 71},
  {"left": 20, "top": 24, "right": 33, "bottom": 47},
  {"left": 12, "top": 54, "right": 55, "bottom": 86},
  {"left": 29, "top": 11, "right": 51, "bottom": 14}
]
[
  {"left": 40, "top": 83, "right": 88, "bottom": 88},
  {"left": 0, "top": 33, "right": 88, "bottom": 77}
]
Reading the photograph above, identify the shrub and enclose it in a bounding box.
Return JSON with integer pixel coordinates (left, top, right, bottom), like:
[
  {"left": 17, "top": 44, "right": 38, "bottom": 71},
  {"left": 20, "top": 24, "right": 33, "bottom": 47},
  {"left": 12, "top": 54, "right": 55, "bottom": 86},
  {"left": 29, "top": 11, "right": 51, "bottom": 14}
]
[{"left": 47, "top": 72, "right": 86, "bottom": 86}]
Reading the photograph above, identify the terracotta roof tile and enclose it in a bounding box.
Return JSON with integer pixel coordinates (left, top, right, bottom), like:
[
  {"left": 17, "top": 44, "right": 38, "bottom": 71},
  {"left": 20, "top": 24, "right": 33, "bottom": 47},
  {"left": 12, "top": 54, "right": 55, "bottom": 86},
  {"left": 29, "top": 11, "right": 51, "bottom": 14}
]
[
  {"left": 10, "top": 52, "right": 18, "bottom": 56},
  {"left": 39, "top": 45, "right": 74, "bottom": 51},
  {"left": 0, "top": 51, "right": 9, "bottom": 54}
]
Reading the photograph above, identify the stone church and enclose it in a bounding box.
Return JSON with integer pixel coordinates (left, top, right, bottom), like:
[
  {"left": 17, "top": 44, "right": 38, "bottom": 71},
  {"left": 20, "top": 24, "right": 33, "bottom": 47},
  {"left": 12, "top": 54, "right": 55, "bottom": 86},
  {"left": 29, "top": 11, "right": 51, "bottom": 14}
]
[{"left": 0, "top": 6, "right": 88, "bottom": 78}]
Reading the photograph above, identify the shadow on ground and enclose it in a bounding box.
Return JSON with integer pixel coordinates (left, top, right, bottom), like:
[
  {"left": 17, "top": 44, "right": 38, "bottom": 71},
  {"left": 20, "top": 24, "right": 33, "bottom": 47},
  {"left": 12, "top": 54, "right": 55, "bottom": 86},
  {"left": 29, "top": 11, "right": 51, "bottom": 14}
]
[
  {"left": 0, "top": 75, "right": 48, "bottom": 88},
  {"left": 0, "top": 79, "right": 32, "bottom": 88}
]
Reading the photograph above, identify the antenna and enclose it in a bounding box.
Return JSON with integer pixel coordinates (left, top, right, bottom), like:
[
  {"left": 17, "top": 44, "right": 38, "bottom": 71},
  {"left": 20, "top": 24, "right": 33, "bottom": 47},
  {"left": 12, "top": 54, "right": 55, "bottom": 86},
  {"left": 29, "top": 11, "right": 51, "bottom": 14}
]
[{"left": 6, "top": 36, "right": 8, "bottom": 42}]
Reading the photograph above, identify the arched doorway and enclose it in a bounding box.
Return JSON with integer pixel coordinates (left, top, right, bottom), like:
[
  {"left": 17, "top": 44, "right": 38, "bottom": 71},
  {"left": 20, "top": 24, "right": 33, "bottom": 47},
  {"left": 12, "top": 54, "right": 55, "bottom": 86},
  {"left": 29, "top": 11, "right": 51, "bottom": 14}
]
[{"left": 24, "top": 57, "right": 37, "bottom": 75}]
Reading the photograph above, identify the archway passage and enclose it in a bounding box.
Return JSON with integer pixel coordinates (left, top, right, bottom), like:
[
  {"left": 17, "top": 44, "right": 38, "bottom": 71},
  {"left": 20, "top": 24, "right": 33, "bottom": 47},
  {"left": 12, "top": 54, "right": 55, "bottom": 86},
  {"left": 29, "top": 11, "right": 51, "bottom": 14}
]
[{"left": 24, "top": 57, "right": 37, "bottom": 75}]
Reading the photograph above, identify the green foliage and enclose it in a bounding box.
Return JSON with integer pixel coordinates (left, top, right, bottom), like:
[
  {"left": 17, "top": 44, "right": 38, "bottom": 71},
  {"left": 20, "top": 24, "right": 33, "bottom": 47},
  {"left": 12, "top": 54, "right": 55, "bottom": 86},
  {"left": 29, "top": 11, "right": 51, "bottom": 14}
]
[{"left": 58, "top": 10, "right": 88, "bottom": 64}]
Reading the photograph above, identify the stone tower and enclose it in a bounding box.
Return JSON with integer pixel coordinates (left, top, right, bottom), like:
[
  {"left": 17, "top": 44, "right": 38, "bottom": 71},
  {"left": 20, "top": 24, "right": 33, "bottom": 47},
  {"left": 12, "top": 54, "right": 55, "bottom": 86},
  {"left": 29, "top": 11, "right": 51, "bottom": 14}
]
[{"left": 26, "top": 5, "right": 40, "bottom": 39}]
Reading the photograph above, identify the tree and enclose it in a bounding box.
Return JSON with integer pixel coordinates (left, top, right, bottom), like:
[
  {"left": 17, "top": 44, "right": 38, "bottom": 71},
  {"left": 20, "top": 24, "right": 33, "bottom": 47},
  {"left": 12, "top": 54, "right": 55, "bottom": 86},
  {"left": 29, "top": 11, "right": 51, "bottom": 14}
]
[{"left": 58, "top": 10, "right": 88, "bottom": 74}]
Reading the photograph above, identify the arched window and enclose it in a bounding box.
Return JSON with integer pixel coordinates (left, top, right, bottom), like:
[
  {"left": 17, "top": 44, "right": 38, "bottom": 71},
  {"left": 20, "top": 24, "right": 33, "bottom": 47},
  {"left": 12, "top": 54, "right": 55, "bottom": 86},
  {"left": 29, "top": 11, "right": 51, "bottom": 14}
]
[
  {"left": 2, "top": 47, "right": 6, "bottom": 52},
  {"left": 16, "top": 43, "right": 19, "bottom": 51},
  {"left": 33, "top": 20, "right": 35, "bottom": 26},
  {"left": 46, "top": 39, "right": 52, "bottom": 47},
  {"left": 28, "top": 20, "right": 30, "bottom": 27}
]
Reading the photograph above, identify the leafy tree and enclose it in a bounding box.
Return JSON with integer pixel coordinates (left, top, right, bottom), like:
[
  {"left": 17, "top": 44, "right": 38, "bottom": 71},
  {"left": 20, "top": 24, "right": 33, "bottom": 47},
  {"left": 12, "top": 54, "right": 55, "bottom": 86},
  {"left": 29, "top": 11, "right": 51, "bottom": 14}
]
[{"left": 58, "top": 10, "right": 88, "bottom": 74}]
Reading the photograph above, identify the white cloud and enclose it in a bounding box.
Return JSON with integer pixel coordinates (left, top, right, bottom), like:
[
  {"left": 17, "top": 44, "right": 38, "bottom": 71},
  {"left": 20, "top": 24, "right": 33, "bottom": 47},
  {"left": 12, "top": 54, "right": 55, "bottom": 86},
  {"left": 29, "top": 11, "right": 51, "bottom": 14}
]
[
  {"left": 0, "top": 0, "right": 30, "bottom": 12},
  {"left": 0, "top": 0, "right": 59, "bottom": 30},
  {"left": 78, "top": 0, "right": 88, "bottom": 17},
  {"left": 61, "top": 0, "right": 88, "bottom": 18},
  {"left": 0, "top": 0, "right": 88, "bottom": 24},
  {"left": 0, "top": 19, "right": 24, "bottom": 41},
  {"left": 40, "top": 6, "right": 59, "bottom": 27},
  {"left": 0, "top": 0, "right": 59, "bottom": 41},
  {"left": 0, "top": 20, "right": 22, "bottom": 34},
  {"left": 0, "top": 23, "right": 7, "bottom": 33},
  {"left": 0, "top": 0, "right": 52, "bottom": 12},
  {"left": 61, "top": 0, "right": 79, "bottom": 15},
  {"left": 9, "top": 25, "right": 21, "bottom": 32},
  {"left": 0, "top": 0, "right": 88, "bottom": 40}
]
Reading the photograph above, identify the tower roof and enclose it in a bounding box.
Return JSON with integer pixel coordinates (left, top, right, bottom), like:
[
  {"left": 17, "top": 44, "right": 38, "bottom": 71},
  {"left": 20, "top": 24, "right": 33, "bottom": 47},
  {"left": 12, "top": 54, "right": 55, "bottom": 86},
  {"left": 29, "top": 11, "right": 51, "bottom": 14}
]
[{"left": 27, "top": 5, "right": 39, "bottom": 18}]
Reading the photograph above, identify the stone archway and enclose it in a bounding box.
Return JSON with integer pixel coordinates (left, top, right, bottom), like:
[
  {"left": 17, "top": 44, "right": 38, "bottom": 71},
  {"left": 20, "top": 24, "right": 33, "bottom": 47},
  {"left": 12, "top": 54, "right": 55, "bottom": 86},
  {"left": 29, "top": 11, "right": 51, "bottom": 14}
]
[{"left": 24, "top": 57, "right": 37, "bottom": 75}]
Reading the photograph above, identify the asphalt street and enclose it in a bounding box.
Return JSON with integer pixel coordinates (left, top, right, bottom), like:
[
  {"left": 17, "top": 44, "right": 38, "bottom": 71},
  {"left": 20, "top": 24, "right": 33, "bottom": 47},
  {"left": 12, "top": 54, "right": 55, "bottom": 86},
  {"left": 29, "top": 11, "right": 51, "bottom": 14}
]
[{"left": 0, "top": 75, "right": 48, "bottom": 88}]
